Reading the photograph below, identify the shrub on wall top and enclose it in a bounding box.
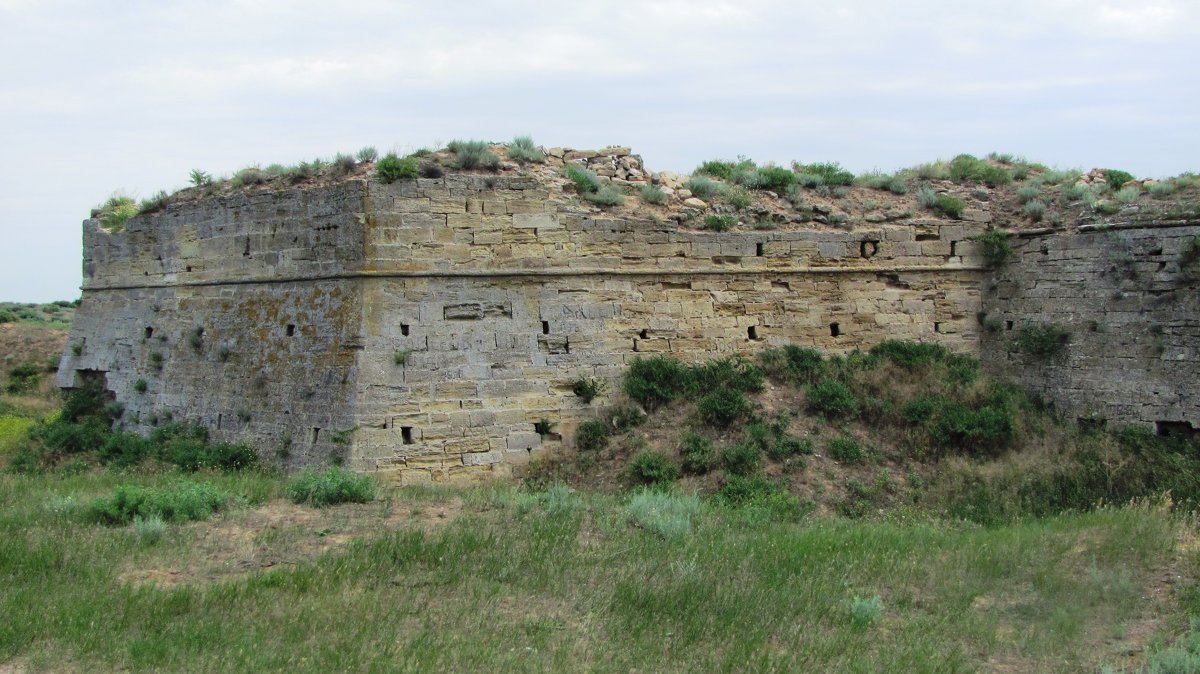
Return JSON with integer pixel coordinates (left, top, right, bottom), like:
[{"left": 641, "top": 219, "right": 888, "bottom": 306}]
[{"left": 376, "top": 154, "right": 419, "bottom": 183}]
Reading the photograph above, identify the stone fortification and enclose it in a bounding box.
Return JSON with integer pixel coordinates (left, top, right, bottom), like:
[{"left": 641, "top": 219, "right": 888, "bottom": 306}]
[{"left": 58, "top": 144, "right": 1200, "bottom": 482}]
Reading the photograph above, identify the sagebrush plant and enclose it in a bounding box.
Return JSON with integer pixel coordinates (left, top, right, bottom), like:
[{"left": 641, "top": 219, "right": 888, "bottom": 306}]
[
  {"left": 1023, "top": 200, "right": 1047, "bottom": 222},
  {"left": 448, "top": 139, "right": 500, "bottom": 170},
  {"left": 585, "top": 186, "right": 624, "bottom": 208},
  {"left": 795, "top": 162, "right": 854, "bottom": 186},
  {"left": 948, "top": 154, "right": 1012, "bottom": 186},
  {"left": 639, "top": 184, "right": 667, "bottom": 204},
  {"left": 286, "top": 467, "right": 374, "bottom": 507},
  {"left": 376, "top": 154, "right": 419, "bottom": 183},
  {"left": 505, "top": 136, "right": 544, "bottom": 164},
  {"left": 683, "top": 176, "right": 726, "bottom": 201},
  {"left": 621, "top": 489, "right": 703, "bottom": 539},
  {"left": 848, "top": 595, "right": 884, "bottom": 627},
  {"left": 139, "top": 190, "right": 170, "bottom": 214}
]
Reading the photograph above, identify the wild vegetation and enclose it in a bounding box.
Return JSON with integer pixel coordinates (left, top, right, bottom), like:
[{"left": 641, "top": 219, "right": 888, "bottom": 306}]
[{"left": 2, "top": 330, "right": 1200, "bottom": 671}]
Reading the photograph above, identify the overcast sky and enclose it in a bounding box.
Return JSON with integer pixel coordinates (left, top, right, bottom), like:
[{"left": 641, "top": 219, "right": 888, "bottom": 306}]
[{"left": 1, "top": 0, "right": 1197, "bottom": 302}]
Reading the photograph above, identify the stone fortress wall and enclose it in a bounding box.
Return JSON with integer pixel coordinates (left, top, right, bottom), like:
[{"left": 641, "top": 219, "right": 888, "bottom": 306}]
[{"left": 58, "top": 146, "right": 1200, "bottom": 483}]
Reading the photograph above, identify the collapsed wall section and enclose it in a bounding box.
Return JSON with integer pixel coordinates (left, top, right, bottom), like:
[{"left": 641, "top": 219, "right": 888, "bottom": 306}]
[{"left": 980, "top": 222, "right": 1200, "bottom": 433}]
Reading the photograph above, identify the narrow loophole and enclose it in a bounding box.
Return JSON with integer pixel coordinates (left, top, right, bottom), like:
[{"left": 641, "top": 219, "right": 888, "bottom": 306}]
[
  {"left": 541, "top": 321, "right": 549, "bottom": 335},
  {"left": 144, "top": 327, "right": 153, "bottom": 340},
  {"left": 756, "top": 242, "right": 764, "bottom": 256},
  {"left": 401, "top": 323, "right": 410, "bottom": 336},
  {"left": 830, "top": 322, "right": 841, "bottom": 337},
  {"left": 1006, "top": 320, "right": 1014, "bottom": 331},
  {"left": 312, "top": 427, "right": 320, "bottom": 443},
  {"left": 286, "top": 324, "right": 295, "bottom": 337},
  {"left": 401, "top": 427, "right": 414, "bottom": 445},
  {"left": 934, "top": 322, "right": 943, "bottom": 333},
  {"left": 748, "top": 326, "right": 759, "bottom": 340}
]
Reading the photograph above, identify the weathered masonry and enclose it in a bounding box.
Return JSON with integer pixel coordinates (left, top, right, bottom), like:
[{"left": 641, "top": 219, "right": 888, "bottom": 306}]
[{"left": 59, "top": 153, "right": 1200, "bottom": 482}]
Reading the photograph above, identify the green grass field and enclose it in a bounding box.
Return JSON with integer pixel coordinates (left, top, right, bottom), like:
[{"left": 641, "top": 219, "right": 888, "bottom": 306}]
[{"left": 1, "top": 468, "right": 1197, "bottom": 673}]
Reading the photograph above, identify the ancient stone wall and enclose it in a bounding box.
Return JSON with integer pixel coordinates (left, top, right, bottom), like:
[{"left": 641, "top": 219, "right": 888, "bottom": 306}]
[
  {"left": 66, "top": 150, "right": 1200, "bottom": 482},
  {"left": 980, "top": 221, "right": 1200, "bottom": 433}
]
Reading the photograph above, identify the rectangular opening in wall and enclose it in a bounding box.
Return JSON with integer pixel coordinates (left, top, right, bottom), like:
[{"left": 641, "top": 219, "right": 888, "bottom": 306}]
[
  {"left": 1006, "top": 320, "right": 1014, "bottom": 331},
  {"left": 934, "top": 322, "right": 943, "bottom": 333},
  {"left": 286, "top": 324, "right": 295, "bottom": 337},
  {"left": 1156, "top": 420, "right": 1195, "bottom": 439},
  {"left": 748, "top": 326, "right": 759, "bottom": 340},
  {"left": 860, "top": 240, "right": 879, "bottom": 258},
  {"left": 401, "top": 427, "right": 414, "bottom": 445},
  {"left": 144, "top": 327, "right": 153, "bottom": 340},
  {"left": 541, "top": 321, "right": 549, "bottom": 335},
  {"left": 400, "top": 323, "right": 410, "bottom": 336},
  {"left": 639, "top": 329, "right": 648, "bottom": 339},
  {"left": 312, "top": 428, "right": 320, "bottom": 443},
  {"left": 756, "top": 242, "right": 764, "bottom": 257},
  {"left": 950, "top": 241, "right": 958, "bottom": 256},
  {"left": 830, "top": 322, "right": 841, "bottom": 337},
  {"left": 217, "top": 413, "right": 222, "bottom": 430}
]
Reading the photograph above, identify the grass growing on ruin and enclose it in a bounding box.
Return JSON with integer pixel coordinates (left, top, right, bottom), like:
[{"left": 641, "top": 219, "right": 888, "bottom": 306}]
[{"left": 0, "top": 467, "right": 1195, "bottom": 673}]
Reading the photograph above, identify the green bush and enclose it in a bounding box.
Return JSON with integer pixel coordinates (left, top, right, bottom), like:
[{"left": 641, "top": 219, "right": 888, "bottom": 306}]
[
  {"left": 448, "top": 140, "right": 500, "bottom": 170},
  {"left": 505, "top": 136, "right": 544, "bottom": 163},
  {"left": 869, "top": 340, "right": 949, "bottom": 368},
  {"left": 796, "top": 162, "right": 854, "bottom": 186},
  {"left": 5, "top": 363, "right": 42, "bottom": 394},
  {"left": 933, "top": 194, "right": 965, "bottom": 219},
  {"left": 756, "top": 166, "right": 798, "bottom": 192},
  {"left": 610, "top": 405, "right": 645, "bottom": 430},
  {"left": 689, "top": 356, "right": 765, "bottom": 394},
  {"left": 97, "top": 431, "right": 153, "bottom": 468},
  {"left": 697, "top": 388, "right": 751, "bottom": 428},
  {"left": 87, "top": 482, "right": 228, "bottom": 525},
  {"left": 767, "top": 435, "right": 813, "bottom": 461},
  {"left": 806, "top": 379, "right": 859, "bottom": 418},
  {"left": 1012, "top": 324, "right": 1070, "bottom": 359},
  {"left": 639, "top": 184, "right": 667, "bottom": 204},
  {"left": 625, "top": 450, "right": 680, "bottom": 487},
  {"left": 975, "top": 230, "right": 1011, "bottom": 266},
  {"left": 624, "top": 356, "right": 691, "bottom": 410},
  {"left": 703, "top": 214, "right": 736, "bottom": 231},
  {"left": 679, "top": 432, "right": 716, "bottom": 474},
  {"left": 928, "top": 402, "right": 1014, "bottom": 455},
  {"left": 859, "top": 171, "right": 907, "bottom": 194},
  {"left": 901, "top": 396, "right": 945, "bottom": 424},
  {"left": 376, "top": 153, "right": 419, "bottom": 183},
  {"left": 576, "top": 419, "right": 610, "bottom": 451},
  {"left": 356, "top": 147, "right": 378, "bottom": 163},
  {"left": 286, "top": 467, "right": 374, "bottom": 507},
  {"left": 569, "top": 377, "right": 607, "bottom": 403},
  {"left": 695, "top": 160, "right": 737, "bottom": 180},
  {"left": 948, "top": 154, "right": 1012, "bottom": 186},
  {"left": 1103, "top": 168, "right": 1135, "bottom": 190},
  {"left": 721, "top": 442, "right": 762, "bottom": 477},
  {"left": 827, "top": 436, "right": 865, "bottom": 464},
  {"left": 567, "top": 165, "right": 602, "bottom": 194},
  {"left": 759, "top": 345, "right": 825, "bottom": 384}
]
